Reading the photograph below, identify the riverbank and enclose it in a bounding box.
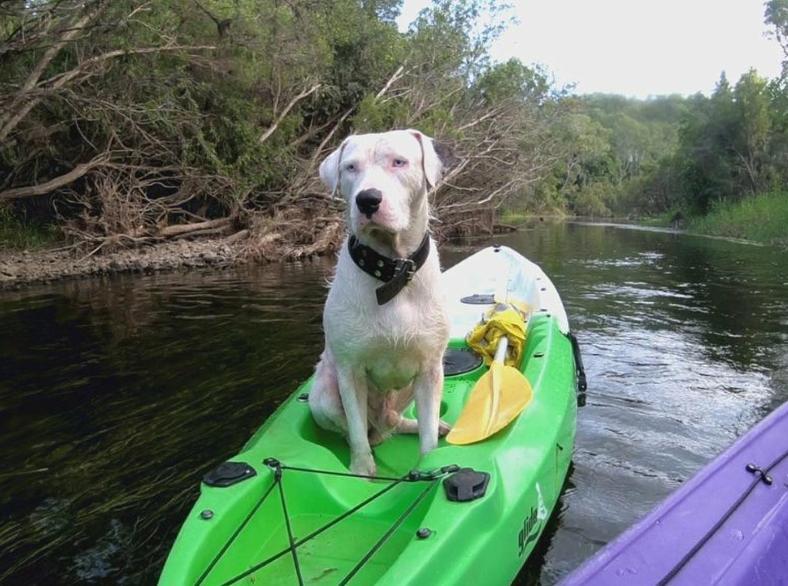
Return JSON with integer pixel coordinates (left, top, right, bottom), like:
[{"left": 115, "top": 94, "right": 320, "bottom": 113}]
[
  {"left": 0, "top": 238, "right": 247, "bottom": 290},
  {"left": 0, "top": 204, "right": 349, "bottom": 289},
  {"left": 686, "top": 191, "right": 788, "bottom": 246},
  {"left": 4, "top": 195, "right": 786, "bottom": 290},
  {"left": 638, "top": 191, "right": 788, "bottom": 246}
]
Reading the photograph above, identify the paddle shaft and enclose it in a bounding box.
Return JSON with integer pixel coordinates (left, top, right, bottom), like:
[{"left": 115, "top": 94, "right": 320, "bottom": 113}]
[
  {"left": 493, "top": 336, "right": 508, "bottom": 364},
  {"left": 484, "top": 336, "right": 508, "bottom": 436}
]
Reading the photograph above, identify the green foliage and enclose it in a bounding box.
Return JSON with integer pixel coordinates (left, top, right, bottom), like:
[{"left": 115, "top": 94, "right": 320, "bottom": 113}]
[
  {"left": 2, "top": 0, "right": 557, "bottom": 245},
  {"left": 765, "top": 0, "right": 788, "bottom": 76},
  {"left": 0, "top": 206, "right": 59, "bottom": 250},
  {"left": 572, "top": 183, "right": 615, "bottom": 217},
  {"left": 517, "top": 94, "right": 685, "bottom": 217},
  {"left": 687, "top": 190, "right": 788, "bottom": 244},
  {"left": 531, "top": 60, "right": 786, "bottom": 220},
  {"left": 667, "top": 70, "right": 785, "bottom": 213},
  {"left": 475, "top": 59, "right": 552, "bottom": 104},
  {"left": 0, "top": 0, "right": 424, "bottom": 238},
  {"left": 2, "top": 0, "right": 784, "bottom": 243},
  {"left": 352, "top": 94, "right": 407, "bottom": 132},
  {"left": 520, "top": 12, "right": 785, "bottom": 222},
  {"left": 408, "top": 0, "right": 513, "bottom": 79}
]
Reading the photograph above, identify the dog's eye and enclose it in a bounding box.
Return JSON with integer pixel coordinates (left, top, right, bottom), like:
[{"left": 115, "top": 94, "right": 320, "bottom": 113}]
[
  {"left": 392, "top": 158, "right": 408, "bottom": 168},
  {"left": 345, "top": 163, "right": 357, "bottom": 172}
]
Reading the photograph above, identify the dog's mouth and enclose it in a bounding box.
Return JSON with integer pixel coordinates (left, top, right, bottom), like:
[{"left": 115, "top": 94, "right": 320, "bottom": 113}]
[
  {"left": 359, "top": 217, "right": 397, "bottom": 237},
  {"left": 354, "top": 222, "right": 399, "bottom": 251}
]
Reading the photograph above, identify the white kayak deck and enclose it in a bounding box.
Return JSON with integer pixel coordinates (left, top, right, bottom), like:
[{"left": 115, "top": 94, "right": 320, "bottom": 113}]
[{"left": 442, "top": 245, "right": 570, "bottom": 340}]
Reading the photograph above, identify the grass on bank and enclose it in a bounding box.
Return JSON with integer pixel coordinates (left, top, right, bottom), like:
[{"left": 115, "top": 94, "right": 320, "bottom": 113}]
[
  {"left": 687, "top": 191, "right": 788, "bottom": 245},
  {"left": 0, "top": 207, "right": 60, "bottom": 251},
  {"left": 499, "top": 209, "right": 569, "bottom": 225},
  {"left": 638, "top": 211, "right": 678, "bottom": 227},
  {"left": 635, "top": 191, "right": 788, "bottom": 245}
]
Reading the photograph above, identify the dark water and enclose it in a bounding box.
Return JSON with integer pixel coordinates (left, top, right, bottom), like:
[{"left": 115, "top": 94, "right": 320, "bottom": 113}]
[{"left": 1, "top": 222, "right": 786, "bottom": 585}]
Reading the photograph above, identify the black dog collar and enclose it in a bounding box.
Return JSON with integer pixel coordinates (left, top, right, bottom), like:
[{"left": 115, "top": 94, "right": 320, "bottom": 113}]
[{"left": 348, "top": 233, "right": 431, "bottom": 305}]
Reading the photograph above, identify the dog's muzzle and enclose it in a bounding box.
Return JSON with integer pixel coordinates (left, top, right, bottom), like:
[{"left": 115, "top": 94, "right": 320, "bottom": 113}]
[{"left": 356, "top": 189, "right": 382, "bottom": 218}]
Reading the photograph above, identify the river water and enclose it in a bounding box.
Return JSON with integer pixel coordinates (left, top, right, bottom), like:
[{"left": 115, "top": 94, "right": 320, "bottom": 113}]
[{"left": 1, "top": 222, "right": 786, "bottom": 585}]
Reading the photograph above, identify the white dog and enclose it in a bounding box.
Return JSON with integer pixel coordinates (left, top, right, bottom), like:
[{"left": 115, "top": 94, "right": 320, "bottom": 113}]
[{"left": 308, "top": 129, "right": 450, "bottom": 477}]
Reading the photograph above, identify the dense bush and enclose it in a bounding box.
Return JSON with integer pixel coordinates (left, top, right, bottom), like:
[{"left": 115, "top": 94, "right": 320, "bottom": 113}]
[
  {"left": 0, "top": 0, "right": 568, "bottom": 253},
  {"left": 2, "top": 0, "right": 785, "bottom": 248}
]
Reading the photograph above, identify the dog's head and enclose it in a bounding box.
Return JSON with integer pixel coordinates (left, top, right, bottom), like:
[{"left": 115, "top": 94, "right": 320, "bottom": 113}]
[{"left": 319, "top": 129, "right": 443, "bottom": 238}]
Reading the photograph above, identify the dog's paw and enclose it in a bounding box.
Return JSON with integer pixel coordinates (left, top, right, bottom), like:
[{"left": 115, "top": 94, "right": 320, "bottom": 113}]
[
  {"left": 438, "top": 419, "right": 452, "bottom": 437},
  {"left": 350, "top": 451, "right": 377, "bottom": 478}
]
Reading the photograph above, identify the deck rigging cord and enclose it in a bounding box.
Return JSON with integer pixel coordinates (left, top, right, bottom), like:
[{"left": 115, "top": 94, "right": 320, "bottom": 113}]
[
  {"left": 200, "top": 458, "right": 459, "bottom": 586},
  {"left": 657, "top": 445, "right": 788, "bottom": 584}
]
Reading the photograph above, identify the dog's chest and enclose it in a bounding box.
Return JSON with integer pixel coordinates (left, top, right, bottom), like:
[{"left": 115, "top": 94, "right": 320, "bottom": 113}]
[
  {"left": 326, "top": 287, "right": 446, "bottom": 391},
  {"left": 331, "top": 296, "right": 435, "bottom": 353},
  {"left": 364, "top": 347, "right": 422, "bottom": 391},
  {"left": 336, "top": 316, "right": 427, "bottom": 390}
]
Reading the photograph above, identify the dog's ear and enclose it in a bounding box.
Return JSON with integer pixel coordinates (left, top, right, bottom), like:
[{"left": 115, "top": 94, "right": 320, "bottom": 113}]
[
  {"left": 408, "top": 129, "right": 442, "bottom": 189},
  {"left": 319, "top": 138, "right": 350, "bottom": 198},
  {"left": 433, "top": 140, "right": 457, "bottom": 170}
]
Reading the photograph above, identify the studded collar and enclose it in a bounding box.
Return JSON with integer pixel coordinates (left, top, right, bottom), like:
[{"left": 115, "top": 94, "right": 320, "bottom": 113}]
[{"left": 347, "top": 233, "right": 431, "bottom": 305}]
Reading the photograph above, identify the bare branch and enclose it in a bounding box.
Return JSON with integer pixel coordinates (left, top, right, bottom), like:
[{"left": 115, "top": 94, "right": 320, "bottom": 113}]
[
  {"left": 258, "top": 83, "right": 321, "bottom": 144},
  {"left": 0, "top": 3, "right": 103, "bottom": 140},
  {"left": 38, "top": 44, "right": 217, "bottom": 89},
  {"left": 1, "top": 44, "right": 216, "bottom": 145},
  {"left": 375, "top": 65, "right": 405, "bottom": 99}
]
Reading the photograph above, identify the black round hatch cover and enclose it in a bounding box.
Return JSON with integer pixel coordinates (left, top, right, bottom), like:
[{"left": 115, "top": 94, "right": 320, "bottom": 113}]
[{"left": 443, "top": 348, "right": 483, "bottom": 376}]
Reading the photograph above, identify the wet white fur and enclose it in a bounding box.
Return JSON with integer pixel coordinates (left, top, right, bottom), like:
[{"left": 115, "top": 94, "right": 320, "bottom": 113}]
[{"left": 309, "top": 130, "right": 450, "bottom": 476}]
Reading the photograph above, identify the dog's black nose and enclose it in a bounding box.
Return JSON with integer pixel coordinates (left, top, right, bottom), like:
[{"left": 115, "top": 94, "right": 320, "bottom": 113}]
[{"left": 356, "top": 189, "right": 382, "bottom": 217}]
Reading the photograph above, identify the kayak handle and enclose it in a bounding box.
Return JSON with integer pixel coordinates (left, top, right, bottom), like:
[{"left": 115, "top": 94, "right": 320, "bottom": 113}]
[{"left": 567, "top": 332, "right": 587, "bottom": 406}]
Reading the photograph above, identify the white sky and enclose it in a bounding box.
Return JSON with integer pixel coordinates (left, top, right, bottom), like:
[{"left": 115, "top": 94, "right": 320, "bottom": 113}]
[{"left": 398, "top": 0, "right": 784, "bottom": 98}]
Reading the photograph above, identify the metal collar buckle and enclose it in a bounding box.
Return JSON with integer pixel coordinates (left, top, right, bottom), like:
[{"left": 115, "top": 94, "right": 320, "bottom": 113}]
[{"left": 394, "top": 258, "right": 417, "bottom": 283}]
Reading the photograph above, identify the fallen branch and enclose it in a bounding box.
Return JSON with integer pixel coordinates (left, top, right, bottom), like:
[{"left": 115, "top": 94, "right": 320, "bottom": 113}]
[
  {"left": 171, "top": 226, "right": 231, "bottom": 240},
  {"left": 375, "top": 65, "right": 405, "bottom": 99},
  {"left": 158, "top": 217, "right": 230, "bottom": 237},
  {"left": 0, "top": 155, "right": 107, "bottom": 200},
  {"left": 306, "top": 64, "right": 405, "bottom": 174},
  {"left": 37, "top": 45, "right": 218, "bottom": 90},
  {"left": 493, "top": 223, "right": 517, "bottom": 233},
  {"left": 224, "top": 229, "right": 249, "bottom": 244},
  {"left": 309, "top": 107, "right": 354, "bottom": 167}
]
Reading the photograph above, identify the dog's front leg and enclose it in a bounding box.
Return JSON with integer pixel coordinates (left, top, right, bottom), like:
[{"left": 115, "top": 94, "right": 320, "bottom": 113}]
[
  {"left": 413, "top": 362, "right": 444, "bottom": 455},
  {"left": 336, "top": 366, "right": 376, "bottom": 476}
]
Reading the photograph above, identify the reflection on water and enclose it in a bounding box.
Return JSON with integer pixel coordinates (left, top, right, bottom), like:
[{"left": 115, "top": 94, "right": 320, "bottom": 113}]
[
  {"left": 1, "top": 223, "right": 786, "bottom": 585},
  {"left": 0, "top": 261, "right": 333, "bottom": 584}
]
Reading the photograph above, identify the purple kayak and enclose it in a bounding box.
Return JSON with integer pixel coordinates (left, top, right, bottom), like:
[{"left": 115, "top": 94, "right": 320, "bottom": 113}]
[{"left": 563, "top": 400, "right": 788, "bottom": 585}]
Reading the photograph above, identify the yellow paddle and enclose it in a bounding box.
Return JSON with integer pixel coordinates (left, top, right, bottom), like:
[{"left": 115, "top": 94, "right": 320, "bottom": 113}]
[{"left": 446, "top": 335, "right": 534, "bottom": 445}]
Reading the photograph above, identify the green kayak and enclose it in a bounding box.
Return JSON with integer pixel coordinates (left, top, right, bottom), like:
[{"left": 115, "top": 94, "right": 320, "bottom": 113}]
[{"left": 159, "top": 245, "right": 584, "bottom": 585}]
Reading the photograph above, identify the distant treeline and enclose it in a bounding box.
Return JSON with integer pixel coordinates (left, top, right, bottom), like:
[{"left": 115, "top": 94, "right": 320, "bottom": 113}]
[
  {"left": 515, "top": 0, "right": 788, "bottom": 219},
  {"left": 1, "top": 0, "right": 786, "bottom": 254},
  {"left": 531, "top": 71, "right": 786, "bottom": 219}
]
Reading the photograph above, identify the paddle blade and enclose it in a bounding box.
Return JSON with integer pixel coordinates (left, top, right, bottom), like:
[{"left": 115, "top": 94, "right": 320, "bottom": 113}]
[{"left": 446, "top": 364, "right": 533, "bottom": 445}]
